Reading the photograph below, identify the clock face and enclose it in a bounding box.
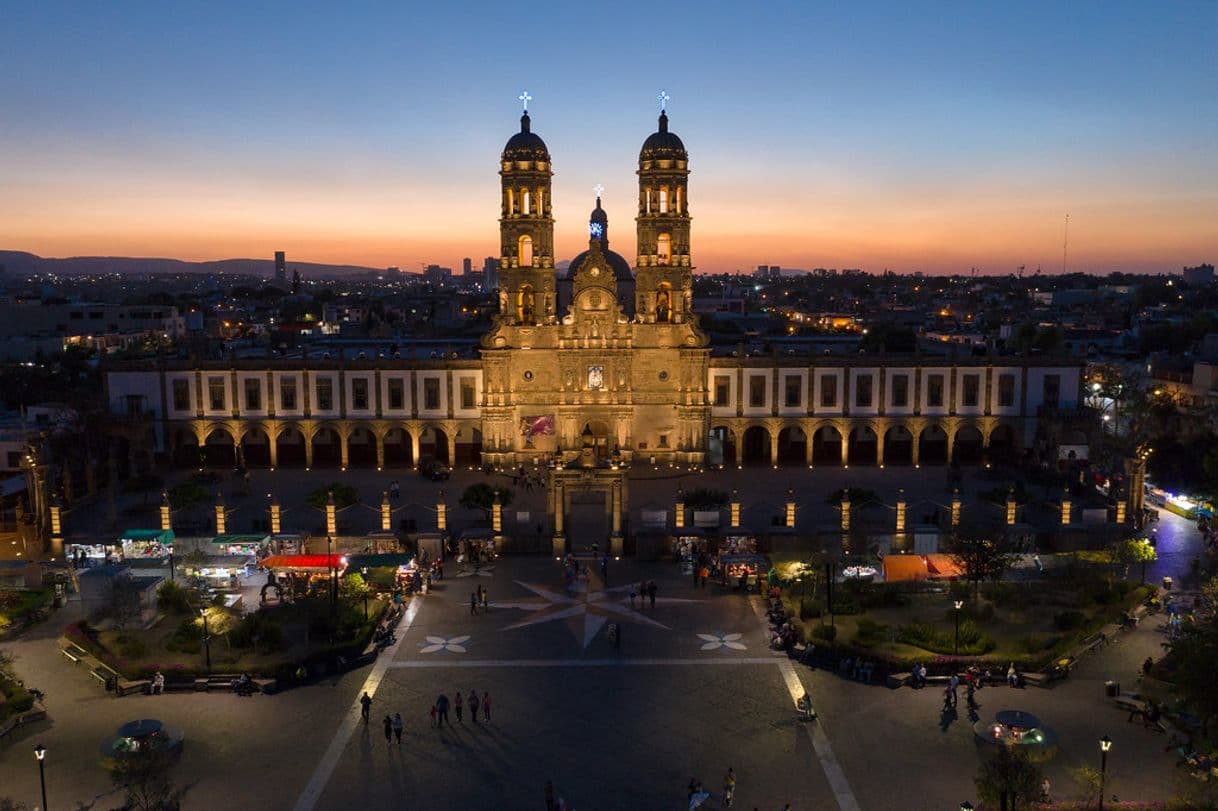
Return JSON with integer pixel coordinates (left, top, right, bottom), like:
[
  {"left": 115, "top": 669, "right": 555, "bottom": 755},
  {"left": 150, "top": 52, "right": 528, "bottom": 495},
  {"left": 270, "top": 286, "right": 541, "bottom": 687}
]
[
  {"left": 589, "top": 222, "right": 604, "bottom": 238},
  {"left": 589, "top": 266, "right": 600, "bottom": 277}
]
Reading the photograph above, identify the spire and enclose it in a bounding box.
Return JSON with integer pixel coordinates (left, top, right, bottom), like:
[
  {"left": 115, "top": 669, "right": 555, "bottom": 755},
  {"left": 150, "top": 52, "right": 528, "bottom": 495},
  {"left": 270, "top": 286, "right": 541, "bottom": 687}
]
[
  {"left": 520, "top": 112, "right": 531, "bottom": 133},
  {"left": 589, "top": 186, "right": 609, "bottom": 243},
  {"left": 658, "top": 111, "right": 668, "bottom": 133},
  {"left": 658, "top": 89, "right": 670, "bottom": 132}
]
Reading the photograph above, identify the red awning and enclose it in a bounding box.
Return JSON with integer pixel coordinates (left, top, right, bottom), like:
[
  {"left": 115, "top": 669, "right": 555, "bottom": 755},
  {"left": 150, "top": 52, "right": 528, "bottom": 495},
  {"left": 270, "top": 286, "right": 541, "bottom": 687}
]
[
  {"left": 925, "top": 554, "right": 964, "bottom": 580},
  {"left": 261, "top": 554, "right": 345, "bottom": 571},
  {"left": 881, "top": 554, "right": 929, "bottom": 582}
]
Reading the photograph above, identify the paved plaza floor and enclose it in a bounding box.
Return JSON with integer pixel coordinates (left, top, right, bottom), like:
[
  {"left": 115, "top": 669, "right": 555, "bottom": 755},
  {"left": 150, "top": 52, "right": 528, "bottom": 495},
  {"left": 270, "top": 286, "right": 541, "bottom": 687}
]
[{"left": 2, "top": 548, "right": 1210, "bottom": 809}]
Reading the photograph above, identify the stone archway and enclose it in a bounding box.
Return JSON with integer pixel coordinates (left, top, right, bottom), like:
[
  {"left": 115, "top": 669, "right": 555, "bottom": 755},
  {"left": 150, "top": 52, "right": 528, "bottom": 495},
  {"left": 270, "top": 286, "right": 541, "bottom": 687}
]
[
  {"left": 347, "top": 426, "right": 377, "bottom": 468},
  {"left": 848, "top": 424, "right": 878, "bottom": 466},
  {"left": 171, "top": 428, "right": 201, "bottom": 467},
  {"left": 710, "top": 425, "right": 736, "bottom": 467},
  {"left": 919, "top": 424, "right": 949, "bottom": 465},
  {"left": 312, "top": 426, "right": 343, "bottom": 468},
  {"left": 741, "top": 425, "right": 770, "bottom": 466},
  {"left": 241, "top": 426, "right": 272, "bottom": 468},
  {"left": 777, "top": 425, "right": 807, "bottom": 466},
  {"left": 954, "top": 425, "right": 984, "bottom": 465},
  {"left": 455, "top": 425, "right": 483, "bottom": 467},
  {"left": 275, "top": 425, "right": 307, "bottom": 468},
  {"left": 384, "top": 426, "right": 413, "bottom": 467},
  {"left": 988, "top": 423, "right": 1017, "bottom": 462},
  {"left": 883, "top": 424, "right": 914, "bottom": 466},
  {"left": 419, "top": 425, "right": 449, "bottom": 465},
  {"left": 812, "top": 425, "right": 843, "bottom": 466},
  {"left": 202, "top": 426, "right": 236, "bottom": 468}
]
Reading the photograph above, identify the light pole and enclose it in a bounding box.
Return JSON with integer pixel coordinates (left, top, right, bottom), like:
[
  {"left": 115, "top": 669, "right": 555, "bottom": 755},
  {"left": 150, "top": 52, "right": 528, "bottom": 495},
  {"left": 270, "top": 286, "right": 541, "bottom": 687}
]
[
  {"left": 34, "top": 743, "right": 47, "bottom": 811},
  {"left": 200, "top": 607, "right": 212, "bottom": 673},
  {"left": 954, "top": 600, "right": 964, "bottom": 655},
  {"left": 361, "top": 566, "right": 369, "bottom": 621},
  {"left": 1099, "top": 735, "right": 1112, "bottom": 811}
]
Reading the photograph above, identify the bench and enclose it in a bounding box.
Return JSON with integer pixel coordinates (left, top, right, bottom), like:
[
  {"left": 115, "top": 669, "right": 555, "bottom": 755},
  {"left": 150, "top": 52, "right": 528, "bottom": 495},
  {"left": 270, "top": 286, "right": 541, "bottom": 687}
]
[
  {"left": 253, "top": 678, "right": 278, "bottom": 694},
  {"left": 887, "top": 672, "right": 912, "bottom": 689},
  {"left": 90, "top": 664, "right": 120, "bottom": 689},
  {"left": 163, "top": 680, "right": 196, "bottom": 693},
  {"left": 1022, "top": 672, "right": 1048, "bottom": 687},
  {"left": 60, "top": 643, "right": 89, "bottom": 663},
  {"left": 115, "top": 679, "right": 151, "bottom": 697},
  {"left": 1080, "top": 632, "right": 1108, "bottom": 654}
]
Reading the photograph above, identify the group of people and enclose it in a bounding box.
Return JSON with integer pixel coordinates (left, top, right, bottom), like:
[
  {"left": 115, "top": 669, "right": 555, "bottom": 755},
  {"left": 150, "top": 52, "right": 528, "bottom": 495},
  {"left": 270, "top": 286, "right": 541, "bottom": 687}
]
[
  {"left": 511, "top": 465, "right": 547, "bottom": 492},
  {"left": 469, "top": 584, "right": 490, "bottom": 614},
  {"left": 765, "top": 598, "right": 798, "bottom": 651},
  {"left": 429, "top": 689, "right": 492, "bottom": 726}
]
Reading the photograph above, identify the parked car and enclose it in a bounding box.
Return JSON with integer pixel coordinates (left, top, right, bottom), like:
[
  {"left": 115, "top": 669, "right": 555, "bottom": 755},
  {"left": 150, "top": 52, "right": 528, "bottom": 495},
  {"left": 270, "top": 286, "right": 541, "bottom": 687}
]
[{"left": 418, "top": 458, "right": 451, "bottom": 481}]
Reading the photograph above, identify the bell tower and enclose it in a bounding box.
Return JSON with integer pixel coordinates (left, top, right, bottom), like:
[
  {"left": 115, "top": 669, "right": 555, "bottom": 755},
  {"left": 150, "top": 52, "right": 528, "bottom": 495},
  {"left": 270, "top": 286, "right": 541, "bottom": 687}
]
[
  {"left": 635, "top": 91, "right": 693, "bottom": 324},
  {"left": 499, "top": 91, "right": 556, "bottom": 325}
]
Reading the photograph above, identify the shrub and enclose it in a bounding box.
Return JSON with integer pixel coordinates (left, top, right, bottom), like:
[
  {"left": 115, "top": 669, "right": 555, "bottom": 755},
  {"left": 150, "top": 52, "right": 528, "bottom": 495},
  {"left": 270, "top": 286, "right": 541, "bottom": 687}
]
[
  {"left": 156, "top": 581, "right": 193, "bottom": 615},
  {"left": 798, "top": 599, "right": 822, "bottom": 620},
  {"left": 900, "top": 620, "right": 994, "bottom": 655},
  {"left": 811, "top": 624, "right": 838, "bottom": 642},
  {"left": 165, "top": 617, "right": 203, "bottom": 654},
  {"left": 1053, "top": 610, "right": 1086, "bottom": 631},
  {"left": 115, "top": 633, "right": 147, "bottom": 659},
  {"left": 853, "top": 617, "right": 888, "bottom": 647}
]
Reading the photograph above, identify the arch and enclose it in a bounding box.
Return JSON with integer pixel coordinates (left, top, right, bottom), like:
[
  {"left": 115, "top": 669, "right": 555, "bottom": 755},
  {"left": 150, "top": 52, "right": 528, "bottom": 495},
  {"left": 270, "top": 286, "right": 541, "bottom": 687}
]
[
  {"left": 658, "top": 186, "right": 669, "bottom": 214},
  {"left": 518, "top": 235, "right": 533, "bottom": 268},
  {"left": 812, "top": 424, "right": 843, "bottom": 467},
  {"left": 521, "top": 188, "right": 531, "bottom": 216},
  {"left": 656, "top": 281, "right": 673, "bottom": 322},
  {"left": 987, "top": 423, "right": 1017, "bottom": 459},
  {"left": 517, "top": 284, "right": 536, "bottom": 323},
  {"left": 919, "top": 424, "right": 949, "bottom": 465},
  {"left": 454, "top": 424, "right": 483, "bottom": 467},
  {"left": 201, "top": 426, "right": 236, "bottom": 468},
  {"left": 953, "top": 424, "right": 985, "bottom": 465},
  {"left": 312, "top": 425, "right": 343, "bottom": 468},
  {"left": 241, "top": 425, "right": 272, "bottom": 468},
  {"left": 657, "top": 233, "right": 672, "bottom": 266},
  {"left": 848, "top": 424, "right": 878, "bottom": 466},
  {"left": 883, "top": 424, "right": 914, "bottom": 466},
  {"left": 275, "top": 424, "right": 307, "bottom": 468},
  {"left": 170, "top": 427, "right": 201, "bottom": 467},
  {"left": 383, "top": 426, "right": 413, "bottom": 468},
  {"left": 347, "top": 425, "right": 378, "bottom": 468},
  {"left": 740, "top": 425, "right": 770, "bottom": 466},
  {"left": 419, "top": 424, "right": 449, "bottom": 465},
  {"left": 777, "top": 425, "right": 807, "bottom": 466},
  {"left": 710, "top": 425, "right": 736, "bottom": 467}
]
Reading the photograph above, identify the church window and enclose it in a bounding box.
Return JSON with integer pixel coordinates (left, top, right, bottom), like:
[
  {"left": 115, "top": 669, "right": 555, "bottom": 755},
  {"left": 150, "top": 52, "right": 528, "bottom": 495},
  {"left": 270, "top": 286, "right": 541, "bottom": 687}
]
[
  {"left": 351, "top": 378, "right": 369, "bottom": 411},
  {"left": 207, "top": 376, "right": 226, "bottom": 411},
  {"left": 657, "top": 233, "right": 671, "bottom": 265},
  {"left": 656, "top": 282, "right": 672, "bottom": 321},
  {"left": 676, "top": 186, "right": 683, "bottom": 214},
  {"left": 714, "top": 376, "right": 731, "bottom": 407},
  {"left": 460, "top": 379, "right": 476, "bottom": 410},
  {"left": 280, "top": 377, "right": 297, "bottom": 411},
  {"left": 517, "top": 284, "right": 536, "bottom": 323},
  {"left": 645, "top": 188, "right": 652, "bottom": 215},
  {"left": 423, "top": 378, "right": 441, "bottom": 411},
  {"left": 388, "top": 378, "right": 405, "bottom": 410},
  {"left": 658, "top": 434, "right": 669, "bottom": 448},
  {"left": 522, "top": 189, "right": 531, "bottom": 216},
  {"left": 171, "top": 379, "right": 190, "bottom": 411},
  {"left": 315, "top": 378, "right": 333, "bottom": 411},
  {"left": 518, "top": 235, "right": 533, "bottom": 268},
  {"left": 748, "top": 375, "right": 767, "bottom": 408},
  {"left": 659, "top": 187, "right": 669, "bottom": 214}
]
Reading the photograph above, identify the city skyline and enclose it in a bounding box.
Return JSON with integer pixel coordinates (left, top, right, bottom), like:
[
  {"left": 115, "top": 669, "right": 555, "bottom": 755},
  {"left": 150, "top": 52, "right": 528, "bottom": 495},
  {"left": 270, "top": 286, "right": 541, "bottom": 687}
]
[{"left": 3, "top": 1, "right": 1216, "bottom": 275}]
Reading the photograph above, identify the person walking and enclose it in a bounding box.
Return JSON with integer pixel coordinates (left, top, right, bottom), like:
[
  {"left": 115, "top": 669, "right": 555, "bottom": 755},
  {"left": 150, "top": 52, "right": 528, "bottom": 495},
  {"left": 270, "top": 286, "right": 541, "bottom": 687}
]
[
  {"left": 470, "top": 591, "right": 479, "bottom": 615},
  {"left": 359, "top": 691, "right": 373, "bottom": 723},
  {"left": 392, "top": 712, "right": 404, "bottom": 744},
  {"left": 481, "top": 586, "right": 489, "bottom": 612},
  {"left": 723, "top": 767, "right": 736, "bottom": 806},
  {"left": 482, "top": 691, "right": 491, "bottom": 721},
  {"left": 469, "top": 689, "right": 480, "bottom": 723},
  {"left": 949, "top": 673, "right": 960, "bottom": 708},
  {"left": 454, "top": 689, "right": 464, "bottom": 722},
  {"left": 430, "top": 702, "right": 438, "bottom": 728},
  {"left": 436, "top": 693, "right": 450, "bottom": 727},
  {"left": 648, "top": 581, "right": 657, "bottom": 609},
  {"left": 382, "top": 715, "right": 393, "bottom": 745}
]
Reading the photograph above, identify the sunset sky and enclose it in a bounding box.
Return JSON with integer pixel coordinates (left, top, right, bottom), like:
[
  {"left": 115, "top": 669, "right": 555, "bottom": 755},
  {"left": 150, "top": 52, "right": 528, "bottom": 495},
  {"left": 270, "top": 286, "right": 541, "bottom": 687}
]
[{"left": 2, "top": 1, "right": 1216, "bottom": 275}]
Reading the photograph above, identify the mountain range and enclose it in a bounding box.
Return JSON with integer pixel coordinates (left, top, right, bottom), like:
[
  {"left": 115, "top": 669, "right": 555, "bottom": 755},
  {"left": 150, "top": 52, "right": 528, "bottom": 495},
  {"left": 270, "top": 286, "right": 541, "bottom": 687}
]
[{"left": 0, "top": 251, "right": 388, "bottom": 278}]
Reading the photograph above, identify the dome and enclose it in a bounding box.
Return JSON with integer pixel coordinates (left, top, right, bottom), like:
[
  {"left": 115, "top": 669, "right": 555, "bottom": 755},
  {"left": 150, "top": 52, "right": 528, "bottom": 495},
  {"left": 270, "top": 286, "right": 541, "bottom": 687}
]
[
  {"left": 566, "top": 247, "right": 634, "bottom": 283},
  {"left": 502, "top": 112, "right": 550, "bottom": 161},
  {"left": 639, "top": 111, "right": 687, "bottom": 160}
]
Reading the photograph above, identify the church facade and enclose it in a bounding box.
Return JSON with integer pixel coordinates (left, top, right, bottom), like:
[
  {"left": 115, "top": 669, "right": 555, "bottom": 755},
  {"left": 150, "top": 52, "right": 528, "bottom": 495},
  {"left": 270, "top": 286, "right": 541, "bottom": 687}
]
[{"left": 105, "top": 107, "right": 1084, "bottom": 475}]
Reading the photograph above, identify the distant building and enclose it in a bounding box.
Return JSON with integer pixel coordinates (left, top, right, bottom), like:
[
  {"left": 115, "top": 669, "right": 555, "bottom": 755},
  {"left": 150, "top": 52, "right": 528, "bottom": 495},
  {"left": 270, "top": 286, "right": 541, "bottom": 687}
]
[
  {"left": 483, "top": 257, "right": 500, "bottom": 289},
  {"left": 462, "top": 257, "right": 473, "bottom": 276},
  {"left": 1183, "top": 263, "right": 1215, "bottom": 286},
  {"left": 424, "top": 265, "right": 452, "bottom": 285},
  {"left": 0, "top": 302, "right": 185, "bottom": 360},
  {"left": 274, "top": 251, "right": 287, "bottom": 285}
]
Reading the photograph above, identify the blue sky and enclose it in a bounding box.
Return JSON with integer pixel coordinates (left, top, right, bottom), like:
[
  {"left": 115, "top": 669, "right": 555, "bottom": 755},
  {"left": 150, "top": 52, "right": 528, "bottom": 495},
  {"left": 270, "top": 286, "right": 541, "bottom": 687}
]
[{"left": 2, "top": 1, "right": 1215, "bottom": 273}]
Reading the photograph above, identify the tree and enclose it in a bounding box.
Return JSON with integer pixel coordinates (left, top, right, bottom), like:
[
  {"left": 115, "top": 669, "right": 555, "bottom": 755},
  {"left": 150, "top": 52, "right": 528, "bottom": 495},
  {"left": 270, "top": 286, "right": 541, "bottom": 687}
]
[
  {"left": 1109, "top": 537, "right": 1157, "bottom": 583},
  {"left": 108, "top": 750, "right": 190, "bottom": 811},
  {"left": 459, "top": 483, "right": 513, "bottom": 520},
  {"left": 949, "top": 531, "right": 1018, "bottom": 601},
  {"left": 975, "top": 746, "right": 1044, "bottom": 811},
  {"left": 166, "top": 482, "right": 208, "bottom": 510},
  {"left": 684, "top": 488, "right": 729, "bottom": 510},
  {"left": 1163, "top": 577, "right": 1218, "bottom": 736},
  {"left": 107, "top": 576, "right": 142, "bottom": 631}
]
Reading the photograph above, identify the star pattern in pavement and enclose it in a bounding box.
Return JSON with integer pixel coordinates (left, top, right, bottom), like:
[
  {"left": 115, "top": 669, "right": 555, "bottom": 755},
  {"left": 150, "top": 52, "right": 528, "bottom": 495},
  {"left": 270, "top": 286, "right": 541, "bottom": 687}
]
[{"left": 492, "top": 576, "right": 701, "bottom": 648}]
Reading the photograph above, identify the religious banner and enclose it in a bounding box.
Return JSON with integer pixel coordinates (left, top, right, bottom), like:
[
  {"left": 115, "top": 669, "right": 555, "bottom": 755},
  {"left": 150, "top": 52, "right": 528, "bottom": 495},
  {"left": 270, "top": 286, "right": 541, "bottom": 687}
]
[{"left": 520, "top": 414, "right": 556, "bottom": 438}]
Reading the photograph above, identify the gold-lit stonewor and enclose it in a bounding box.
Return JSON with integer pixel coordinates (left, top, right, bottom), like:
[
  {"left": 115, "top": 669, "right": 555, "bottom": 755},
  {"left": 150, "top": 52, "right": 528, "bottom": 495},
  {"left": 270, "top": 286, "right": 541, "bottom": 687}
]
[
  {"left": 492, "top": 490, "right": 502, "bottom": 534},
  {"left": 674, "top": 487, "right": 685, "bottom": 529},
  {"left": 840, "top": 488, "right": 851, "bottom": 532},
  {"left": 1006, "top": 487, "right": 1017, "bottom": 526},
  {"left": 269, "top": 495, "right": 281, "bottom": 535},
  {"left": 730, "top": 489, "right": 741, "bottom": 529},
  {"left": 381, "top": 491, "right": 392, "bottom": 532},
  {"left": 325, "top": 491, "right": 337, "bottom": 537},
  {"left": 785, "top": 489, "right": 796, "bottom": 529},
  {"left": 160, "top": 492, "right": 172, "bottom": 532},
  {"left": 215, "top": 492, "right": 226, "bottom": 535},
  {"left": 436, "top": 489, "right": 447, "bottom": 532},
  {"left": 895, "top": 488, "right": 906, "bottom": 533},
  {"left": 1061, "top": 487, "right": 1073, "bottom": 526}
]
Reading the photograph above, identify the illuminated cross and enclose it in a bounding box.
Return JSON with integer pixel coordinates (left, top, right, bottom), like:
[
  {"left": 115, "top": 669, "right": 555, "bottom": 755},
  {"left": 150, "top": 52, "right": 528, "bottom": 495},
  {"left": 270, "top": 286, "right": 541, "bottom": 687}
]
[
  {"left": 593, "top": 184, "right": 604, "bottom": 200},
  {"left": 518, "top": 90, "right": 532, "bottom": 112},
  {"left": 658, "top": 89, "right": 670, "bottom": 111}
]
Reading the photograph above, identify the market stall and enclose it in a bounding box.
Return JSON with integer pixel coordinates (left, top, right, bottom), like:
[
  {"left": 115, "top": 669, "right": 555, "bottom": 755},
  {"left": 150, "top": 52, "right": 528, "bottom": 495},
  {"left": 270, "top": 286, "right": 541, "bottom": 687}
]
[
  {"left": 457, "top": 528, "right": 498, "bottom": 566},
  {"left": 671, "top": 529, "right": 708, "bottom": 570},
  {"left": 363, "top": 531, "right": 402, "bottom": 555},
  {"left": 268, "top": 534, "right": 305, "bottom": 555},
  {"left": 66, "top": 537, "right": 122, "bottom": 567},
  {"left": 182, "top": 554, "right": 255, "bottom": 593},
  {"left": 210, "top": 534, "right": 268, "bottom": 557},
  {"left": 720, "top": 534, "right": 758, "bottom": 555},
  {"left": 718, "top": 552, "right": 769, "bottom": 592},
  {"left": 260, "top": 554, "right": 347, "bottom": 597},
  {"left": 415, "top": 532, "right": 445, "bottom": 562},
  {"left": 120, "top": 529, "right": 174, "bottom": 561}
]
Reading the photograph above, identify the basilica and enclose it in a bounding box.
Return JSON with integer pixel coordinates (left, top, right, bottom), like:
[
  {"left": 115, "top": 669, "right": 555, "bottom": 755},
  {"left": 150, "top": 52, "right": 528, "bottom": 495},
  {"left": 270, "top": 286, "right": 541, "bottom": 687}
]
[{"left": 106, "top": 106, "right": 1083, "bottom": 479}]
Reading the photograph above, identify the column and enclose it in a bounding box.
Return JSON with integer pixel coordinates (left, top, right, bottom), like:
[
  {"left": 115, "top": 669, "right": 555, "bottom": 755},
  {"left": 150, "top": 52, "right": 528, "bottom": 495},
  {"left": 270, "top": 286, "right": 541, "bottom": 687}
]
[
  {"left": 410, "top": 431, "right": 421, "bottom": 468},
  {"left": 610, "top": 481, "right": 623, "bottom": 556},
  {"left": 911, "top": 434, "right": 921, "bottom": 467},
  {"left": 375, "top": 433, "right": 385, "bottom": 470},
  {"left": 552, "top": 482, "right": 566, "bottom": 557},
  {"left": 446, "top": 431, "right": 457, "bottom": 468},
  {"left": 268, "top": 432, "right": 278, "bottom": 469},
  {"left": 769, "top": 431, "right": 779, "bottom": 467},
  {"left": 876, "top": 430, "right": 885, "bottom": 467},
  {"left": 804, "top": 425, "right": 814, "bottom": 467},
  {"left": 840, "top": 430, "right": 849, "bottom": 467},
  {"left": 339, "top": 431, "right": 350, "bottom": 469},
  {"left": 304, "top": 433, "right": 314, "bottom": 469}
]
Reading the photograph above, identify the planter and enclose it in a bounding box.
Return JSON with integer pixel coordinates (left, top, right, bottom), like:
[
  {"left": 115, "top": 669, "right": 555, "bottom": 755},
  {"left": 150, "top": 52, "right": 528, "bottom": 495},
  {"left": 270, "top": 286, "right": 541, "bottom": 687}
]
[{"left": 0, "top": 701, "right": 48, "bottom": 742}]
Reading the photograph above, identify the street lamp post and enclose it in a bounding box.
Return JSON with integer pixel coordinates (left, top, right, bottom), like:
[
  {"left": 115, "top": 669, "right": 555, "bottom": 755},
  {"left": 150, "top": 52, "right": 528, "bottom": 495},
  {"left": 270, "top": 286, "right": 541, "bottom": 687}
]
[
  {"left": 200, "top": 607, "right": 212, "bottom": 673},
  {"left": 954, "top": 600, "right": 964, "bottom": 655},
  {"left": 361, "top": 566, "right": 369, "bottom": 620},
  {"left": 34, "top": 743, "right": 47, "bottom": 811},
  {"left": 1099, "top": 735, "right": 1112, "bottom": 811}
]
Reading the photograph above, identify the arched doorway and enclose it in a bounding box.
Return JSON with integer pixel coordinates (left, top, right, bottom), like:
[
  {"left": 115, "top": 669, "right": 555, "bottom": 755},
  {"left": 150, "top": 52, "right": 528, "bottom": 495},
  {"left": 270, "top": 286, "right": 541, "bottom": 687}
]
[
  {"left": 812, "top": 425, "right": 843, "bottom": 466},
  {"left": 384, "top": 427, "right": 412, "bottom": 468},
  {"left": 777, "top": 425, "right": 807, "bottom": 466},
  {"left": 241, "top": 426, "right": 272, "bottom": 468},
  {"left": 709, "top": 426, "right": 736, "bottom": 467},
  {"left": 202, "top": 427, "right": 236, "bottom": 468},
  {"left": 741, "top": 425, "right": 771, "bottom": 466},
  {"left": 848, "top": 425, "right": 878, "bottom": 466},
  {"left": 883, "top": 424, "right": 914, "bottom": 466},
  {"left": 171, "top": 428, "right": 201, "bottom": 467},
  {"left": 954, "top": 425, "right": 984, "bottom": 465},
  {"left": 919, "top": 424, "right": 948, "bottom": 465},
  {"left": 988, "top": 424, "right": 1017, "bottom": 462},
  {"left": 454, "top": 425, "right": 483, "bottom": 467},
  {"left": 312, "top": 426, "right": 342, "bottom": 468},
  {"left": 275, "top": 425, "right": 306, "bottom": 467},
  {"left": 347, "top": 426, "right": 377, "bottom": 468},
  {"left": 419, "top": 425, "right": 449, "bottom": 465}
]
